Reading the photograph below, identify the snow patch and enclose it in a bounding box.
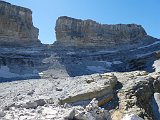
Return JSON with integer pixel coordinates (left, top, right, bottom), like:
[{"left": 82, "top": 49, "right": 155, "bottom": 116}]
[
  {"left": 136, "top": 52, "right": 153, "bottom": 58},
  {"left": 113, "top": 61, "right": 123, "bottom": 64},
  {"left": 0, "top": 66, "right": 41, "bottom": 79},
  {"left": 130, "top": 41, "right": 160, "bottom": 51},
  {"left": 38, "top": 72, "right": 44, "bottom": 76},
  {"left": 153, "top": 59, "right": 160, "bottom": 72},
  {"left": 137, "top": 41, "right": 160, "bottom": 49},
  {"left": 0, "top": 66, "right": 19, "bottom": 78},
  {"left": 67, "top": 52, "right": 76, "bottom": 55},
  {"left": 100, "top": 61, "right": 123, "bottom": 66},
  {"left": 122, "top": 114, "right": 144, "bottom": 120},
  {"left": 105, "top": 62, "right": 112, "bottom": 67},
  {"left": 99, "top": 50, "right": 118, "bottom": 53},
  {"left": 87, "top": 66, "right": 106, "bottom": 72}
]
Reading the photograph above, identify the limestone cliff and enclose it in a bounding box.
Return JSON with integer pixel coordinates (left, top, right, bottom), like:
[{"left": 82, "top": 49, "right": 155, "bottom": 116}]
[
  {"left": 55, "top": 16, "right": 149, "bottom": 47},
  {"left": 0, "top": 1, "right": 41, "bottom": 47}
]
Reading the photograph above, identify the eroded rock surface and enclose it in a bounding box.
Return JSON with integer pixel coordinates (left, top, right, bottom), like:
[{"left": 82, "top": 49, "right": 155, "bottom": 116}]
[
  {"left": 0, "top": 1, "right": 41, "bottom": 47},
  {"left": 115, "top": 72, "right": 154, "bottom": 119},
  {"left": 111, "top": 71, "right": 160, "bottom": 120}
]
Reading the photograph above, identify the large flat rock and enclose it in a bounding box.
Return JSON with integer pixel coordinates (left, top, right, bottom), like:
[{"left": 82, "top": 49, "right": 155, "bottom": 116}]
[{"left": 0, "top": 73, "right": 117, "bottom": 110}]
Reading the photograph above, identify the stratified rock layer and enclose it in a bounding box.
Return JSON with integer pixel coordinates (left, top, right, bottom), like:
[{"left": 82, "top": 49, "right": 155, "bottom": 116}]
[
  {"left": 0, "top": 1, "right": 41, "bottom": 47},
  {"left": 55, "top": 16, "right": 148, "bottom": 47}
]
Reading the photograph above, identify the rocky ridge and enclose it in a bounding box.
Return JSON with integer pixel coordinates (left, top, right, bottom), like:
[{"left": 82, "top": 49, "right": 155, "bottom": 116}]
[{"left": 55, "top": 16, "right": 154, "bottom": 48}]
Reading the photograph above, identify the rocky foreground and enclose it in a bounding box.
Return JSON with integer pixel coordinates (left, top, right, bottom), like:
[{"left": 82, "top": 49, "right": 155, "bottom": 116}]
[
  {"left": 0, "top": 1, "right": 160, "bottom": 120},
  {"left": 0, "top": 71, "right": 160, "bottom": 120}
]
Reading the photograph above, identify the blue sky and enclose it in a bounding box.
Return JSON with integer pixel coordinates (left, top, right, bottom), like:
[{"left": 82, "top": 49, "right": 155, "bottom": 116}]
[{"left": 5, "top": 0, "right": 160, "bottom": 44}]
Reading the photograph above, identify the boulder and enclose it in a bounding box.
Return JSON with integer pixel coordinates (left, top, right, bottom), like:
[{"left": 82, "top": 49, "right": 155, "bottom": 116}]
[
  {"left": 0, "top": 111, "right": 5, "bottom": 118},
  {"left": 59, "top": 73, "right": 117, "bottom": 106},
  {"left": 0, "top": 1, "right": 41, "bottom": 47},
  {"left": 63, "top": 109, "right": 75, "bottom": 120},
  {"left": 75, "top": 98, "right": 111, "bottom": 120}
]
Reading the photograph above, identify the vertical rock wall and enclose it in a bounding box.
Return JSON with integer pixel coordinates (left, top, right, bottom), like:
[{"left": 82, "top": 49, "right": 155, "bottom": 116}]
[
  {"left": 55, "top": 16, "right": 148, "bottom": 47},
  {"left": 0, "top": 1, "right": 41, "bottom": 47}
]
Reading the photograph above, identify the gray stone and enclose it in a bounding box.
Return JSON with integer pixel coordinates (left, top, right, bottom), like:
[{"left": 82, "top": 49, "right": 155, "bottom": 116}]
[
  {"left": 56, "top": 87, "right": 63, "bottom": 91},
  {"left": 63, "top": 109, "right": 75, "bottom": 120},
  {"left": 85, "top": 78, "right": 94, "bottom": 84},
  {"left": 24, "top": 101, "right": 38, "bottom": 109},
  {"left": 27, "top": 90, "right": 35, "bottom": 96},
  {"left": 0, "top": 111, "right": 5, "bottom": 117},
  {"left": 75, "top": 98, "right": 111, "bottom": 120},
  {"left": 34, "top": 99, "right": 46, "bottom": 106}
]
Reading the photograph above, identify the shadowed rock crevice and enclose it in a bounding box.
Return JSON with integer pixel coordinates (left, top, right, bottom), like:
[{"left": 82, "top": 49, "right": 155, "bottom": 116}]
[{"left": 0, "top": 47, "right": 52, "bottom": 82}]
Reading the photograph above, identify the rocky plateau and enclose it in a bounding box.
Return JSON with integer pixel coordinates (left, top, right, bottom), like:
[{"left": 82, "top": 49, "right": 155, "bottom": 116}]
[{"left": 0, "top": 1, "right": 160, "bottom": 120}]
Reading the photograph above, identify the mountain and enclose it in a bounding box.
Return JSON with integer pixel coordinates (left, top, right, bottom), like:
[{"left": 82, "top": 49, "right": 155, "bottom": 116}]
[{"left": 0, "top": 1, "right": 160, "bottom": 120}]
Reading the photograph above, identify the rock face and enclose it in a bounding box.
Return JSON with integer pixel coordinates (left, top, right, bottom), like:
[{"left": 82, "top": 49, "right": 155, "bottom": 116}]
[
  {"left": 0, "top": 1, "right": 41, "bottom": 47},
  {"left": 55, "top": 16, "right": 148, "bottom": 47},
  {"left": 111, "top": 72, "right": 160, "bottom": 120},
  {"left": 53, "top": 16, "right": 160, "bottom": 77},
  {"left": 116, "top": 72, "right": 154, "bottom": 119}
]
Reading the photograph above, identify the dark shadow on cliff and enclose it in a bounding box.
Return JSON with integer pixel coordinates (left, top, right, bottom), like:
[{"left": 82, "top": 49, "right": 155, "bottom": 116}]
[
  {"left": 1, "top": 39, "right": 160, "bottom": 83},
  {"left": 52, "top": 43, "right": 158, "bottom": 77},
  {"left": 0, "top": 46, "right": 52, "bottom": 83}
]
